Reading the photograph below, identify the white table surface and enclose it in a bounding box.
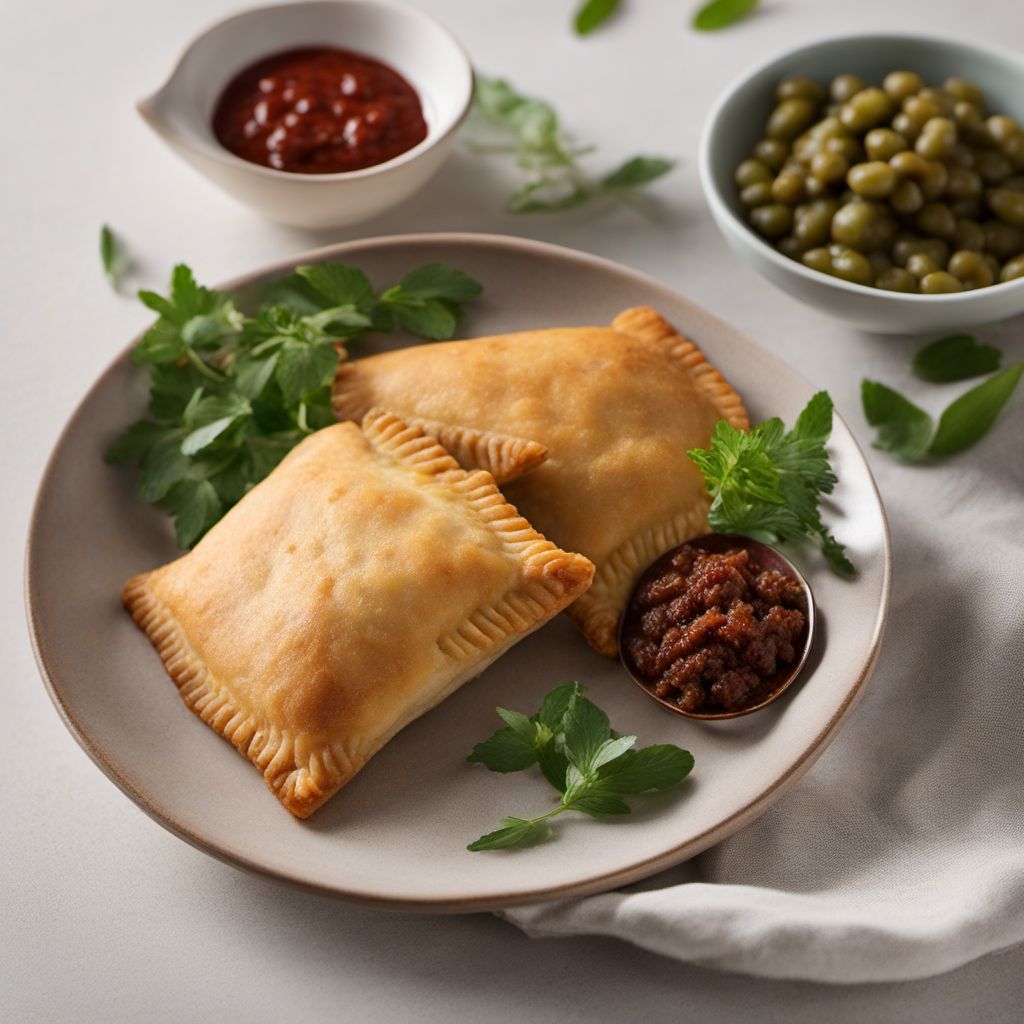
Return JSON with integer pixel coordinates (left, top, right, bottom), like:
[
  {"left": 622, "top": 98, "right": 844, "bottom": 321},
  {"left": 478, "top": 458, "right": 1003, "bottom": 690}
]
[{"left": 3, "top": 0, "right": 1023, "bottom": 1018}]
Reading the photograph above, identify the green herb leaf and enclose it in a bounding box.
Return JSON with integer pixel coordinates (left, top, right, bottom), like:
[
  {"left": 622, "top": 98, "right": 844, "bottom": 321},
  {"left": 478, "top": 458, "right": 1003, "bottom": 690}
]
[
  {"left": 912, "top": 334, "right": 1003, "bottom": 383},
  {"left": 295, "top": 263, "right": 376, "bottom": 311},
  {"left": 466, "top": 728, "right": 539, "bottom": 773},
  {"left": 595, "top": 744, "right": 695, "bottom": 792},
  {"left": 275, "top": 342, "right": 340, "bottom": 405},
  {"left": 467, "top": 75, "right": 675, "bottom": 215},
  {"left": 574, "top": 0, "right": 620, "bottom": 35},
  {"left": 387, "top": 298, "right": 459, "bottom": 340},
  {"left": 100, "top": 225, "right": 121, "bottom": 289},
  {"left": 467, "top": 817, "right": 553, "bottom": 852},
  {"left": 138, "top": 437, "right": 190, "bottom": 502},
  {"left": 861, "top": 380, "right": 934, "bottom": 462},
  {"left": 395, "top": 264, "right": 484, "bottom": 303},
  {"left": 600, "top": 156, "right": 675, "bottom": 190},
  {"left": 467, "top": 682, "right": 693, "bottom": 850},
  {"left": 164, "top": 478, "right": 222, "bottom": 549},
  {"left": 929, "top": 363, "right": 1024, "bottom": 456},
  {"left": 688, "top": 391, "right": 853, "bottom": 575},
  {"left": 693, "top": 0, "right": 759, "bottom": 31}
]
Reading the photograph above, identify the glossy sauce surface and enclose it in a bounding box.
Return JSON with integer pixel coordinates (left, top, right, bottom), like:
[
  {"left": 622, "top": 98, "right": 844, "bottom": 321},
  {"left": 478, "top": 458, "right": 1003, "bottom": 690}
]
[{"left": 212, "top": 47, "right": 428, "bottom": 174}]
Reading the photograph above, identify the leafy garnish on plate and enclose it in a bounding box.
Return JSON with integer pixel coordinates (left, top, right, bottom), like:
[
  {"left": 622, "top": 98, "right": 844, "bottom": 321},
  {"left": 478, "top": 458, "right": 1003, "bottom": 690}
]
[
  {"left": 912, "top": 334, "right": 1002, "bottom": 383},
  {"left": 861, "top": 380, "right": 934, "bottom": 462},
  {"left": 574, "top": 0, "right": 620, "bottom": 35},
  {"left": 108, "top": 261, "right": 483, "bottom": 548},
  {"left": 466, "top": 681, "right": 694, "bottom": 851},
  {"left": 692, "top": 0, "right": 759, "bottom": 31},
  {"left": 467, "top": 75, "right": 675, "bottom": 214},
  {"left": 688, "top": 391, "right": 854, "bottom": 575}
]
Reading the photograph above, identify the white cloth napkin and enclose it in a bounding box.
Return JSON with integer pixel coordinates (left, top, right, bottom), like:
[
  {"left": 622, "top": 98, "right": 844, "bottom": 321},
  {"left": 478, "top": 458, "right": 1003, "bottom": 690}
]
[{"left": 504, "top": 376, "right": 1024, "bottom": 984}]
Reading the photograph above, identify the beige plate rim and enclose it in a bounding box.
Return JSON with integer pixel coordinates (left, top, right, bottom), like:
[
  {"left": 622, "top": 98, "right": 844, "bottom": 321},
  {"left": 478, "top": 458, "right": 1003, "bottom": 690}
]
[{"left": 25, "top": 232, "right": 892, "bottom": 913}]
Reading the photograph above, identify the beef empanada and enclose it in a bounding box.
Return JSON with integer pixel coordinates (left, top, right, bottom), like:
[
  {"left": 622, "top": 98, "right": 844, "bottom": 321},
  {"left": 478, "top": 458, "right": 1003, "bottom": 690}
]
[
  {"left": 332, "top": 307, "right": 748, "bottom": 656},
  {"left": 123, "top": 411, "right": 594, "bottom": 818}
]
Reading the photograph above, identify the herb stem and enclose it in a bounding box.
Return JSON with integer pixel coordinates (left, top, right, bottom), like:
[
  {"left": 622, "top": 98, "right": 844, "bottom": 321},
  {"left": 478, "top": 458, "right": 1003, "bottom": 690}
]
[{"left": 185, "top": 348, "right": 227, "bottom": 383}]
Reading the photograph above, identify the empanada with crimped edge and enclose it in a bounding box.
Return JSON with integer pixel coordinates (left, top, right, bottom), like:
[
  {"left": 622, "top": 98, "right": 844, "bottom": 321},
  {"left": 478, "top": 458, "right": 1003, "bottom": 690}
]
[
  {"left": 123, "top": 410, "right": 594, "bottom": 818},
  {"left": 332, "top": 307, "right": 748, "bottom": 657}
]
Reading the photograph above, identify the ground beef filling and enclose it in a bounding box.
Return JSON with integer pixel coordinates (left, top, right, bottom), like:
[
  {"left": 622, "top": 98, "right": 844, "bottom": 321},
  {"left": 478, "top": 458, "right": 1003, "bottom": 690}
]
[{"left": 623, "top": 545, "right": 807, "bottom": 714}]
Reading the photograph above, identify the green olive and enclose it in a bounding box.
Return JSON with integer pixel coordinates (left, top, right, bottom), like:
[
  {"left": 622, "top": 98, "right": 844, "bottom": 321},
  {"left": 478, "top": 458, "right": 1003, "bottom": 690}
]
[
  {"left": 982, "top": 219, "right": 1024, "bottom": 259},
  {"left": 824, "top": 134, "right": 863, "bottom": 163},
  {"left": 754, "top": 138, "right": 790, "bottom": 171},
  {"left": 890, "top": 151, "right": 948, "bottom": 200},
  {"left": 1001, "top": 133, "right": 1024, "bottom": 171},
  {"left": 891, "top": 112, "right": 923, "bottom": 142},
  {"left": 906, "top": 253, "right": 942, "bottom": 279},
  {"left": 776, "top": 76, "right": 826, "bottom": 103},
  {"left": 767, "top": 98, "right": 818, "bottom": 141},
  {"left": 890, "top": 178, "right": 925, "bottom": 215},
  {"left": 771, "top": 170, "right": 806, "bottom": 204},
  {"left": 839, "top": 88, "right": 895, "bottom": 132},
  {"left": 915, "top": 117, "right": 958, "bottom": 159},
  {"left": 976, "top": 150, "right": 1014, "bottom": 185},
  {"left": 952, "top": 218, "right": 985, "bottom": 251},
  {"left": 944, "top": 77, "right": 985, "bottom": 107},
  {"left": 883, "top": 71, "right": 925, "bottom": 102},
  {"left": 831, "top": 200, "right": 895, "bottom": 251},
  {"left": 864, "top": 128, "right": 909, "bottom": 161},
  {"left": 847, "top": 160, "right": 897, "bottom": 199},
  {"left": 810, "top": 150, "right": 849, "bottom": 184},
  {"left": 950, "top": 197, "right": 982, "bottom": 220},
  {"left": 987, "top": 115, "right": 1021, "bottom": 144},
  {"left": 793, "top": 198, "right": 839, "bottom": 247},
  {"left": 804, "top": 176, "right": 829, "bottom": 198},
  {"left": 736, "top": 159, "right": 773, "bottom": 188},
  {"left": 740, "top": 182, "right": 775, "bottom": 207},
  {"left": 902, "top": 95, "right": 941, "bottom": 126},
  {"left": 830, "top": 74, "right": 865, "bottom": 104},
  {"left": 802, "top": 247, "right": 833, "bottom": 273},
  {"left": 893, "top": 237, "right": 949, "bottom": 268},
  {"left": 988, "top": 187, "right": 1024, "bottom": 228},
  {"left": 919, "top": 271, "right": 964, "bottom": 293},
  {"left": 983, "top": 253, "right": 1002, "bottom": 279},
  {"left": 953, "top": 101, "right": 989, "bottom": 145},
  {"left": 830, "top": 247, "right": 874, "bottom": 285},
  {"left": 946, "top": 144, "right": 976, "bottom": 169},
  {"left": 918, "top": 88, "right": 956, "bottom": 115},
  {"left": 947, "top": 249, "right": 995, "bottom": 289},
  {"left": 945, "top": 165, "right": 983, "bottom": 201},
  {"left": 867, "top": 251, "right": 893, "bottom": 276},
  {"left": 1000, "top": 254, "right": 1024, "bottom": 281},
  {"left": 750, "top": 203, "right": 794, "bottom": 238},
  {"left": 777, "top": 236, "right": 806, "bottom": 259},
  {"left": 916, "top": 202, "right": 957, "bottom": 239},
  {"left": 874, "top": 266, "right": 917, "bottom": 291}
]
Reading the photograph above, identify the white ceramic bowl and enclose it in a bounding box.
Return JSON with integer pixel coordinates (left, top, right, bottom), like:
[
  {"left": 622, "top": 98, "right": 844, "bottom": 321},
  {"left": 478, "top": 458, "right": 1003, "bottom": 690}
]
[
  {"left": 699, "top": 33, "right": 1024, "bottom": 334},
  {"left": 138, "top": 0, "right": 473, "bottom": 228}
]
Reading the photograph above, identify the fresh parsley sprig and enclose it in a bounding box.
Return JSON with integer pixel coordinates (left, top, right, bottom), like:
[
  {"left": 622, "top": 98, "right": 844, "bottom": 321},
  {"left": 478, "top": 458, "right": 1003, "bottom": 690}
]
[
  {"left": 688, "top": 392, "right": 854, "bottom": 576},
  {"left": 466, "top": 682, "right": 694, "bottom": 851},
  {"left": 862, "top": 334, "right": 1022, "bottom": 462},
  {"left": 108, "top": 261, "right": 483, "bottom": 548},
  {"left": 467, "top": 76, "right": 675, "bottom": 214}
]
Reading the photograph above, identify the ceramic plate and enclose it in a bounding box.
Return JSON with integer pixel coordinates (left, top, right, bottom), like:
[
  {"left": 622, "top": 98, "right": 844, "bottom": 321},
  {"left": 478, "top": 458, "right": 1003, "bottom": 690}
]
[{"left": 26, "top": 233, "right": 890, "bottom": 911}]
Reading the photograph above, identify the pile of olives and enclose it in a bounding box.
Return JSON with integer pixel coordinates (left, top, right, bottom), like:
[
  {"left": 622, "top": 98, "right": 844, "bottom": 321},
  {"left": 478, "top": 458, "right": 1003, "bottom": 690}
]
[{"left": 735, "top": 71, "right": 1024, "bottom": 292}]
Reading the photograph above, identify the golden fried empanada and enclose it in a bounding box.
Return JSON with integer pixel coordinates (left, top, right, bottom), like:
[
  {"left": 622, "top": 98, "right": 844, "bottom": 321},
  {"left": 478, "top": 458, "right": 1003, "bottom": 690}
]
[
  {"left": 333, "top": 307, "right": 747, "bottom": 656},
  {"left": 123, "top": 411, "right": 594, "bottom": 818}
]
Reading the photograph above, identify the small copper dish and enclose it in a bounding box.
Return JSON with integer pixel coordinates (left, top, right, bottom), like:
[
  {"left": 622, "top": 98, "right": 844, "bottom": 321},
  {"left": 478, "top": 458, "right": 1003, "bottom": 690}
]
[{"left": 618, "top": 533, "right": 815, "bottom": 720}]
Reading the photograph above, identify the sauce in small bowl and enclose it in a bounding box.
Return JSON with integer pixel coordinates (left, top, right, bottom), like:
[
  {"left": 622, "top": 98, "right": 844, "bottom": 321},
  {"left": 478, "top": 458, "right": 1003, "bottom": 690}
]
[
  {"left": 619, "top": 534, "right": 814, "bottom": 720},
  {"left": 212, "top": 47, "right": 428, "bottom": 174}
]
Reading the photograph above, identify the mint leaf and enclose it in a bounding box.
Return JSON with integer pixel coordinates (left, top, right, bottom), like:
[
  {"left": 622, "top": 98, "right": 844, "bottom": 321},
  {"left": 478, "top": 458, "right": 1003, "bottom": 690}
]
[
  {"left": 929, "top": 363, "right": 1024, "bottom": 456},
  {"left": 589, "top": 735, "right": 637, "bottom": 771},
  {"left": 574, "top": 0, "right": 619, "bottom": 35},
  {"left": 396, "top": 264, "right": 484, "bottom": 303},
  {"left": 600, "top": 156, "right": 675, "bottom": 190},
  {"left": 565, "top": 791, "right": 631, "bottom": 817},
  {"left": 912, "top": 335, "right": 1003, "bottom": 383},
  {"left": 535, "top": 681, "right": 582, "bottom": 730},
  {"left": 563, "top": 694, "right": 611, "bottom": 772},
  {"left": 596, "top": 744, "right": 695, "bottom": 792},
  {"left": 467, "top": 817, "right": 552, "bottom": 852},
  {"left": 495, "top": 707, "right": 536, "bottom": 742},
  {"left": 467, "top": 727, "right": 538, "bottom": 773},
  {"left": 861, "top": 380, "right": 934, "bottom": 462},
  {"left": 100, "top": 225, "right": 121, "bottom": 289},
  {"left": 295, "top": 263, "right": 375, "bottom": 311},
  {"left": 693, "top": 0, "right": 759, "bottom": 31},
  {"left": 138, "top": 437, "right": 190, "bottom": 502},
  {"left": 536, "top": 742, "right": 571, "bottom": 792},
  {"left": 387, "top": 298, "right": 458, "bottom": 340}
]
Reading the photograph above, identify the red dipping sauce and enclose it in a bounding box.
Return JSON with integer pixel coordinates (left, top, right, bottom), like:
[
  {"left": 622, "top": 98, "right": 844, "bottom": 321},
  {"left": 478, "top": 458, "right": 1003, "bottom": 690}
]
[{"left": 212, "top": 48, "right": 428, "bottom": 174}]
